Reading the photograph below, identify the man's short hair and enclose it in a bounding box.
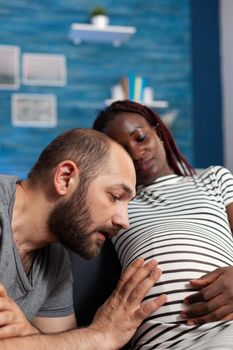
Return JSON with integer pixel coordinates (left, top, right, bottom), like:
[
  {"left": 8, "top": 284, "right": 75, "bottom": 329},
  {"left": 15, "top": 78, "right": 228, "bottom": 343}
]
[{"left": 28, "top": 128, "right": 112, "bottom": 184}]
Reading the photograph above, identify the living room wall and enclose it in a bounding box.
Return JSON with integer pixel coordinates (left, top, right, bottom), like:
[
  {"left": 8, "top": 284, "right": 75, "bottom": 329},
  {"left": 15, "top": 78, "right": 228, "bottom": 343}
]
[{"left": 0, "top": 0, "right": 193, "bottom": 177}]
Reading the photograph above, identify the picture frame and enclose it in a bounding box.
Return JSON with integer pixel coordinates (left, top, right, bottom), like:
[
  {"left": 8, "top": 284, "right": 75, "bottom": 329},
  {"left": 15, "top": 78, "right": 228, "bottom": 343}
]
[
  {"left": 22, "top": 53, "right": 67, "bottom": 86},
  {"left": 11, "top": 93, "right": 57, "bottom": 127},
  {"left": 0, "top": 45, "right": 20, "bottom": 89}
]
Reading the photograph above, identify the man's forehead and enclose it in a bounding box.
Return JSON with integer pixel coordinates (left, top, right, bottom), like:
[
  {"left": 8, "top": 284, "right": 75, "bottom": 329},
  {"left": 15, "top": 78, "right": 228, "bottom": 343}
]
[{"left": 109, "top": 142, "right": 134, "bottom": 168}]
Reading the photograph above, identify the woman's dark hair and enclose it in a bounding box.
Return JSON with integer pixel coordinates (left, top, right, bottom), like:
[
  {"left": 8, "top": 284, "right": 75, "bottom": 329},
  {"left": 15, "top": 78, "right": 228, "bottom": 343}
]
[{"left": 93, "top": 100, "right": 195, "bottom": 176}]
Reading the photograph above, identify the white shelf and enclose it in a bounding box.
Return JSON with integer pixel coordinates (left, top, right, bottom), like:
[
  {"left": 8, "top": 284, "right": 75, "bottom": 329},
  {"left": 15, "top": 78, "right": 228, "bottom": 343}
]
[
  {"left": 105, "top": 98, "right": 169, "bottom": 109},
  {"left": 68, "top": 23, "right": 136, "bottom": 46}
]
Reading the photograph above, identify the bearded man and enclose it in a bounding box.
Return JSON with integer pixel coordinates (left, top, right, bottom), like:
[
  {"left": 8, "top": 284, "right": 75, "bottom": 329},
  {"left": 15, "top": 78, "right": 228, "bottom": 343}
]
[{"left": 0, "top": 128, "right": 166, "bottom": 350}]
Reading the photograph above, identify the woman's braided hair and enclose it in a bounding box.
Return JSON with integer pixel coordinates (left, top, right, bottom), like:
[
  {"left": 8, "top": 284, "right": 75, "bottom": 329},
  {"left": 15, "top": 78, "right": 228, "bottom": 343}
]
[{"left": 93, "top": 100, "right": 195, "bottom": 176}]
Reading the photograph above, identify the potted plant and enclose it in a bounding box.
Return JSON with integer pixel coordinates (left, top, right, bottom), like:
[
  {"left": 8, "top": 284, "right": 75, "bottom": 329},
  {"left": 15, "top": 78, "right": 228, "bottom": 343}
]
[{"left": 90, "top": 6, "right": 109, "bottom": 27}]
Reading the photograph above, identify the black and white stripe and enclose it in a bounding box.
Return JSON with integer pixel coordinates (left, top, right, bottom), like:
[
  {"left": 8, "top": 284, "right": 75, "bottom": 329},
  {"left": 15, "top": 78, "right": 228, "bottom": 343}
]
[{"left": 112, "top": 166, "right": 233, "bottom": 349}]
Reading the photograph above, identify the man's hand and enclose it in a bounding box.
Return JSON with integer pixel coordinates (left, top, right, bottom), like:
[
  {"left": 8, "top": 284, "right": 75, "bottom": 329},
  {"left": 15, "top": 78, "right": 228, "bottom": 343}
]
[
  {"left": 0, "top": 260, "right": 165, "bottom": 350},
  {"left": 0, "top": 284, "right": 39, "bottom": 339},
  {"left": 90, "top": 258, "right": 167, "bottom": 350},
  {"left": 181, "top": 266, "right": 233, "bottom": 325}
]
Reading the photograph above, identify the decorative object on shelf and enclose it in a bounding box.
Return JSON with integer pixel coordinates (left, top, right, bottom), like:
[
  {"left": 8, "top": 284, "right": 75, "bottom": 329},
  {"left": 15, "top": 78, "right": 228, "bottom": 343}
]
[
  {"left": 105, "top": 73, "right": 169, "bottom": 109},
  {"left": 11, "top": 93, "right": 57, "bottom": 128},
  {"left": 0, "top": 45, "right": 20, "bottom": 90},
  {"left": 90, "top": 6, "right": 109, "bottom": 28},
  {"left": 68, "top": 8, "right": 136, "bottom": 46}
]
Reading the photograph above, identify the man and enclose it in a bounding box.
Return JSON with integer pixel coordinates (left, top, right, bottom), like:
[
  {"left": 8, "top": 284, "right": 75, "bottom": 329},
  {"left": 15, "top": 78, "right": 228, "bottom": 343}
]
[{"left": 0, "top": 128, "right": 166, "bottom": 349}]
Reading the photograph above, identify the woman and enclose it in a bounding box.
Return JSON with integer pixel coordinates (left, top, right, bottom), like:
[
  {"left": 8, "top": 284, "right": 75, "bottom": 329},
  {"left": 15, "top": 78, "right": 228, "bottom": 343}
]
[{"left": 93, "top": 100, "right": 233, "bottom": 349}]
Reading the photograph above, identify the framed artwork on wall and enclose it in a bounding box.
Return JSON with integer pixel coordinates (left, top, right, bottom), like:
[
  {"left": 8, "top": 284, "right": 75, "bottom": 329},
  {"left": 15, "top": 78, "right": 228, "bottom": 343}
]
[
  {"left": 22, "top": 53, "right": 67, "bottom": 86},
  {"left": 11, "top": 93, "right": 57, "bottom": 127},
  {"left": 0, "top": 45, "right": 20, "bottom": 90}
]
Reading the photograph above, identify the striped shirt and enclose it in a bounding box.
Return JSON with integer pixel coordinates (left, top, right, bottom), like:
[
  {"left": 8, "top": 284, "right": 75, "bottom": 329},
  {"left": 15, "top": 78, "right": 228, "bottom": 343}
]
[{"left": 112, "top": 166, "right": 233, "bottom": 349}]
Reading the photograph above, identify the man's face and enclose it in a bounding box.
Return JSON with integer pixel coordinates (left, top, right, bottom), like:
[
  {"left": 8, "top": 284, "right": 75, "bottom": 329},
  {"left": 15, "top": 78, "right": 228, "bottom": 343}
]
[{"left": 48, "top": 144, "right": 136, "bottom": 259}]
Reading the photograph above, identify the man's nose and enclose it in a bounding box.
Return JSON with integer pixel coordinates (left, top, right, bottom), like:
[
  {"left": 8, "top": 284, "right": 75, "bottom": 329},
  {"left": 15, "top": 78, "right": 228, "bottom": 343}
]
[{"left": 112, "top": 206, "right": 129, "bottom": 230}]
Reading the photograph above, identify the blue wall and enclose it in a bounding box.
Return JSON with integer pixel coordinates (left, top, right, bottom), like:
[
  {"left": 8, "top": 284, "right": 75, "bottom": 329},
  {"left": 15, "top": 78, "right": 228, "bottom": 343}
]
[
  {"left": 0, "top": 0, "right": 193, "bottom": 178},
  {"left": 191, "top": 0, "right": 223, "bottom": 167}
]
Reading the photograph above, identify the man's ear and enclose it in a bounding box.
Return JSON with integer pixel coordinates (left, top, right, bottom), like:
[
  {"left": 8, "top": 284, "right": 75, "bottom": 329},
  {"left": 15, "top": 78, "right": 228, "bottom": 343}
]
[{"left": 53, "top": 160, "right": 79, "bottom": 196}]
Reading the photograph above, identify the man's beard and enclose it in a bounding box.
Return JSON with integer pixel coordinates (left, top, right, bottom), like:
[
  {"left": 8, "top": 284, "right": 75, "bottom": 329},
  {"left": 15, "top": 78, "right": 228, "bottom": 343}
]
[{"left": 48, "top": 182, "right": 102, "bottom": 259}]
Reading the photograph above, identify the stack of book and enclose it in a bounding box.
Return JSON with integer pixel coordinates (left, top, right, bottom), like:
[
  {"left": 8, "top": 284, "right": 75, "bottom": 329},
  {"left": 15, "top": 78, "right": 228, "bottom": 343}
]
[{"left": 106, "top": 73, "right": 169, "bottom": 109}]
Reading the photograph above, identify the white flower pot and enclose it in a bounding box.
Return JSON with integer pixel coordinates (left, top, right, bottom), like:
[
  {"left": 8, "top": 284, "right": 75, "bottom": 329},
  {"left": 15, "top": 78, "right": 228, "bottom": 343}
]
[{"left": 91, "top": 15, "right": 109, "bottom": 28}]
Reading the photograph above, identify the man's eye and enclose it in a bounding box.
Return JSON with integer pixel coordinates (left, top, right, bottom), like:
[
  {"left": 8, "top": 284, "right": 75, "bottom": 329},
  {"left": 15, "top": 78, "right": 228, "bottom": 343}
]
[{"left": 111, "top": 194, "right": 119, "bottom": 201}]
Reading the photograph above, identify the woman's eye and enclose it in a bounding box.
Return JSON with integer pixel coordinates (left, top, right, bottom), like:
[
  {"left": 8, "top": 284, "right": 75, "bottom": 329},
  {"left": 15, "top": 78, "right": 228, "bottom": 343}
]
[{"left": 137, "top": 134, "right": 147, "bottom": 142}]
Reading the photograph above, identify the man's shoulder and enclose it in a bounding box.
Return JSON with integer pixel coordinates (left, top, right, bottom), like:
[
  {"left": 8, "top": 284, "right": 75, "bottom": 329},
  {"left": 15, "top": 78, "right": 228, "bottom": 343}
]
[
  {"left": 0, "top": 175, "right": 19, "bottom": 216},
  {"left": 0, "top": 174, "right": 18, "bottom": 197},
  {"left": 0, "top": 174, "right": 18, "bottom": 182}
]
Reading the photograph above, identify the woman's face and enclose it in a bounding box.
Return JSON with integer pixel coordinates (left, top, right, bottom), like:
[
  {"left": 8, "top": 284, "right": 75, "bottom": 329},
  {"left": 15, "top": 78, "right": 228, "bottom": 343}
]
[{"left": 103, "top": 112, "right": 173, "bottom": 186}]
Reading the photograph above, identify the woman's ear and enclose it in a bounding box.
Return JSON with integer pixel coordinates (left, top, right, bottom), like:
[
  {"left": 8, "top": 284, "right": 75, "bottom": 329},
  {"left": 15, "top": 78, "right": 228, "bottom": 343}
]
[{"left": 53, "top": 160, "right": 79, "bottom": 196}]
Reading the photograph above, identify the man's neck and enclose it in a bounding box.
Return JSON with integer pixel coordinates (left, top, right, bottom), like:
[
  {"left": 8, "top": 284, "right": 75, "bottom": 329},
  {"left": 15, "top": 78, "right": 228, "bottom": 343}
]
[{"left": 12, "top": 180, "right": 56, "bottom": 271}]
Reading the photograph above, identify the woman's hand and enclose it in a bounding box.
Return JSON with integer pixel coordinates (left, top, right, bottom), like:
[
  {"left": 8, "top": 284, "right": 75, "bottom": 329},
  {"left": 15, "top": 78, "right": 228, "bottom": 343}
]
[{"left": 181, "top": 266, "right": 233, "bottom": 325}]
